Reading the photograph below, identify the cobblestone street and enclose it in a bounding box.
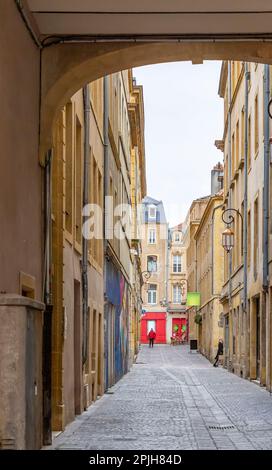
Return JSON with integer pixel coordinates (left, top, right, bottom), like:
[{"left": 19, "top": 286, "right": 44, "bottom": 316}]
[{"left": 49, "top": 345, "right": 272, "bottom": 450}]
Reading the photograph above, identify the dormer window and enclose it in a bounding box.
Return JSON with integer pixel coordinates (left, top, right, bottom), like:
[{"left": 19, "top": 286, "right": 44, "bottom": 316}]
[
  {"left": 149, "top": 205, "right": 156, "bottom": 219},
  {"left": 175, "top": 232, "right": 180, "bottom": 242}
]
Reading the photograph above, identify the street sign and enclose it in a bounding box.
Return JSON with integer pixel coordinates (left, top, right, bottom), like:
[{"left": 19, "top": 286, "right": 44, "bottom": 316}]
[{"left": 186, "top": 292, "right": 201, "bottom": 307}]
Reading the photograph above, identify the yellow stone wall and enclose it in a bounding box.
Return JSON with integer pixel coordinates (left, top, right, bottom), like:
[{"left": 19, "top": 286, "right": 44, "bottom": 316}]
[{"left": 194, "top": 195, "right": 224, "bottom": 362}]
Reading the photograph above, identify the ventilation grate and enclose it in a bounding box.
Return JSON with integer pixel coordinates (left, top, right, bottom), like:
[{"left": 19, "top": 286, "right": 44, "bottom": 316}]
[
  {"left": 0, "top": 437, "right": 16, "bottom": 449},
  {"left": 209, "top": 425, "right": 235, "bottom": 430}
]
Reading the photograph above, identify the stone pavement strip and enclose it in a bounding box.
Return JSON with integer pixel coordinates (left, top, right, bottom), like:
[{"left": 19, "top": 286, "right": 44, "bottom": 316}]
[{"left": 48, "top": 345, "right": 272, "bottom": 450}]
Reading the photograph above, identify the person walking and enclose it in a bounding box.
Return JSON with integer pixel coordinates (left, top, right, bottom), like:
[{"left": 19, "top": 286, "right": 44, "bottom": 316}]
[
  {"left": 213, "top": 338, "right": 224, "bottom": 367},
  {"left": 148, "top": 328, "right": 156, "bottom": 348}
]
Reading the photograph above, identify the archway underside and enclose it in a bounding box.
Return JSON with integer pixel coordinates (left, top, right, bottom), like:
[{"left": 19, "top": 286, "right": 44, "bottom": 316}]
[{"left": 40, "top": 40, "right": 272, "bottom": 160}]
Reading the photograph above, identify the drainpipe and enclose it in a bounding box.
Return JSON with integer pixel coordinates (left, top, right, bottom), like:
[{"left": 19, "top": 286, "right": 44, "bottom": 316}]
[
  {"left": 227, "top": 61, "right": 232, "bottom": 365},
  {"left": 15, "top": 0, "right": 42, "bottom": 48},
  {"left": 165, "top": 225, "right": 170, "bottom": 306},
  {"left": 263, "top": 64, "right": 270, "bottom": 293},
  {"left": 43, "top": 148, "right": 53, "bottom": 306},
  {"left": 104, "top": 76, "right": 110, "bottom": 244},
  {"left": 82, "top": 86, "right": 91, "bottom": 365},
  {"left": 42, "top": 148, "right": 53, "bottom": 445},
  {"left": 103, "top": 75, "right": 110, "bottom": 390},
  {"left": 243, "top": 63, "right": 250, "bottom": 312},
  {"left": 228, "top": 61, "right": 233, "bottom": 305},
  {"left": 263, "top": 65, "right": 270, "bottom": 392}
]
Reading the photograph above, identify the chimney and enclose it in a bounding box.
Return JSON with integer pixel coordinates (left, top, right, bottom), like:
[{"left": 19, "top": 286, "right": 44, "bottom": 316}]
[{"left": 211, "top": 162, "right": 224, "bottom": 195}]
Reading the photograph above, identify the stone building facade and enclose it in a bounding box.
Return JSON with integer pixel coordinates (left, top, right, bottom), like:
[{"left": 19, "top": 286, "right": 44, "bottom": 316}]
[
  {"left": 167, "top": 225, "right": 188, "bottom": 343},
  {"left": 218, "top": 61, "right": 272, "bottom": 390},
  {"left": 194, "top": 192, "right": 224, "bottom": 362}
]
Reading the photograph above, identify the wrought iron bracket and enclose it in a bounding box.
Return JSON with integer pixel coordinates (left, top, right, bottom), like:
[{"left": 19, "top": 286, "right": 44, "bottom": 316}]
[{"left": 222, "top": 208, "right": 243, "bottom": 255}]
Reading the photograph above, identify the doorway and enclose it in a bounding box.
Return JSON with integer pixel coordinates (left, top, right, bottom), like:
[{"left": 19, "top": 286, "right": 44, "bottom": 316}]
[
  {"left": 74, "top": 280, "right": 82, "bottom": 415},
  {"left": 172, "top": 318, "right": 186, "bottom": 339},
  {"left": 225, "top": 315, "right": 229, "bottom": 366},
  {"left": 256, "top": 297, "right": 261, "bottom": 380},
  {"left": 147, "top": 320, "right": 156, "bottom": 334}
]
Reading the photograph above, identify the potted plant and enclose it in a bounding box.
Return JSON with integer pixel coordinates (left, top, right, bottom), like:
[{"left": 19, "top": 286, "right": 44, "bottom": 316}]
[{"left": 194, "top": 313, "right": 202, "bottom": 325}]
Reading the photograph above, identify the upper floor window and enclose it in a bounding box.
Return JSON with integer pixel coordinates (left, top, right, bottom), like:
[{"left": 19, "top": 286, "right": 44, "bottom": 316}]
[
  {"left": 254, "top": 93, "right": 259, "bottom": 155},
  {"left": 148, "top": 228, "right": 156, "bottom": 244},
  {"left": 149, "top": 205, "right": 156, "bottom": 219},
  {"left": 173, "top": 255, "right": 182, "bottom": 273},
  {"left": 147, "top": 284, "right": 157, "bottom": 304},
  {"left": 174, "top": 232, "right": 180, "bottom": 242},
  {"left": 173, "top": 285, "right": 181, "bottom": 304},
  {"left": 147, "top": 255, "right": 157, "bottom": 273}
]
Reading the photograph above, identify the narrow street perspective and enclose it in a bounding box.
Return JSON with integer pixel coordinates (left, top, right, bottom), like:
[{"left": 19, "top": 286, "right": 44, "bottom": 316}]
[
  {"left": 49, "top": 345, "right": 272, "bottom": 451},
  {"left": 2, "top": 3, "right": 272, "bottom": 459}
]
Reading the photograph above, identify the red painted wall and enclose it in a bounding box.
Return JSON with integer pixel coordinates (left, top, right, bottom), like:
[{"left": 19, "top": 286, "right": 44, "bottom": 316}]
[{"left": 140, "top": 312, "right": 166, "bottom": 344}]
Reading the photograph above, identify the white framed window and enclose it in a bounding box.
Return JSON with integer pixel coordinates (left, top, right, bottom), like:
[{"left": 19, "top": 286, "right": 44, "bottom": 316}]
[
  {"left": 147, "top": 255, "right": 157, "bottom": 273},
  {"left": 148, "top": 228, "right": 156, "bottom": 244},
  {"left": 173, "top": 255, "right": 182, "bottom": 273},
  {"left": 175, "top": 232, "right": 180, "bottom": 242},
  {"left": 147, "top": 284, "right": 157, "bottom": 304},
  {"left": 173, "top": 285, "right": 181, "bottom": 304},
  {"left": 149, "top": 205, "right": 156, "bottom": 219}
]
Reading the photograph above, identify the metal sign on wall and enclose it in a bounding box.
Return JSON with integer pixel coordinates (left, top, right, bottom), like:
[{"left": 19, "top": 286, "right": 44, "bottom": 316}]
[{"left": 186, "top": 292, "right": 201, "bottom": 307}]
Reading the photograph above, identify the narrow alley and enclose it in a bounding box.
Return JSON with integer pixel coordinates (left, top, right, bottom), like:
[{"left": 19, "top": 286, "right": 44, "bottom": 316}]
[{"left": 48, "top": 346, "right": 272, "bottom": 451}]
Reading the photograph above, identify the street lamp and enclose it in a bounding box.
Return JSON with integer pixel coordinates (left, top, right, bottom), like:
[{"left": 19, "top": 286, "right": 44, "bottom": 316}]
[
  {"left": 141, "top": 270, "right": 151, "bottom": 282},
  {"left": 221, "top": 208, "right": 243, "bottom": 254},
  {"left": 141, "top": 270, "right": 151, "bottom": 293},
  {"left": 160, "top": 298, "right": 169, "bottom": 308},
  {"left": 222, "top": 227, "right": 235, "bottom": 253}
]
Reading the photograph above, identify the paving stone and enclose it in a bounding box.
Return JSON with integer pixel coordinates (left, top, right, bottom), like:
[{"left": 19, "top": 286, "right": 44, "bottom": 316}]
[{"left": 47, "top": 345, "right": 272, "bottom": 450}]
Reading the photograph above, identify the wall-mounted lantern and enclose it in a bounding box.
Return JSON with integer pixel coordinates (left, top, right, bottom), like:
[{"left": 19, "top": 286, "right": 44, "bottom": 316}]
[{"left": 221, "top": 208, "right": 243, "bottom": 254}]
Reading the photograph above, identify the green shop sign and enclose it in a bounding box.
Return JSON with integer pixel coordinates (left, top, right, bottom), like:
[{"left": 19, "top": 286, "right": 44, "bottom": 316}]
[{"left": 186, "top": 292, "right": 201, "bottom": 307}]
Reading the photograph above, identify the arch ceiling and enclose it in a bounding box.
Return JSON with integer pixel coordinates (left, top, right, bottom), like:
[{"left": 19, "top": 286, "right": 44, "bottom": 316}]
[
  {"left": 26, "top": 1, "right": 272, "bottom": 40},
  {"left": 25, "top": 1, "right": 272, "bottom": 157}
]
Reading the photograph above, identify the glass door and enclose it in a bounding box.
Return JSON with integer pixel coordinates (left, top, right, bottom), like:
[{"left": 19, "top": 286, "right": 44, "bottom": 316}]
[{"left": 147, "top": 320, "right": 156, "bottom": 334}]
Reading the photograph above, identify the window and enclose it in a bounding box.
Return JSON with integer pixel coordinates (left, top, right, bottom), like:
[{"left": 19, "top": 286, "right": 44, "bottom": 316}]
[
  {"left": 231, "top": 132, "right": 235, "bottom": 177},
  {"left": 254, "top": 197, "right": 259, "bottom": 277},
  {"left": 148, "top": 205, "right": 156, "bottom": 219},
  {"left": 241, "top": 109, "right": 245, "bottom": 160},
  {"left": 147, "top": 284, "right": 157, "bottom": 304},
  {"left": 233, "top": 309, "right": 236, "bottom": 355},
  {"left": 65, "top": 102, "right": 73, "bottom": 234},
  {"left": 248, "top": 114, "right": 251, "bottom": 169},
  {"left": 148, "top": 228, "right": 156, "bottom": 244},
  {"left": 173, "top": 285, "right": 181, "bottom": 304},
  {"left": 247, "top": 209, "right": 251, "bottom": 268},
  {"left": 225, "top": 154, "right": 229, "bottom": 192},
  {"left": 147, "top": 255, "right": 157, "bottom": 273},
  {"left": 174, "top": 232, "right": 180, "bottom": 242},
  {"left": 173, "top": 255, "right": 182, "bottom": 273},
  {"left": 236, "top": 120, "right": 239, "bottom": 169},
  {"left": 75, "top": 116, "right": 82, "bottom": 245},
  {"left": 255, "top": 94, "right": 259, "bottom": 155}
]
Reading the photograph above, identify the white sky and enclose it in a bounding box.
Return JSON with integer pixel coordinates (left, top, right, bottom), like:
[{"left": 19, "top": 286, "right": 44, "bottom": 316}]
[{"left": 133, "top": 61, "right": 223, "bottom": 227}]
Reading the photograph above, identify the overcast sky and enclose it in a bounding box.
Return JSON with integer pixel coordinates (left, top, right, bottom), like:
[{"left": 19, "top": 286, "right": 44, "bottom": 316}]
[{"left": 133, "top": 61, "right": 223, "bottom": 227}]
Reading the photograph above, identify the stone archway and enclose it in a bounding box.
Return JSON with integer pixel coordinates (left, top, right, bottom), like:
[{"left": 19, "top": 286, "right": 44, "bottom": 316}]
[{"left": 40, "top": 40, "right": 272, "bottom": 161}]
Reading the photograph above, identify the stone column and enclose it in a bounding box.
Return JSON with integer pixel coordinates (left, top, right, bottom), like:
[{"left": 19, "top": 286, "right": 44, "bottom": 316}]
[{"left": 0, "top": 295, "right": 45, "bottom": 449}]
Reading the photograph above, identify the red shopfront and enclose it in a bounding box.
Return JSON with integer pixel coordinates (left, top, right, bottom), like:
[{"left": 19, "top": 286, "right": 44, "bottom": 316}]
[
  {"left": 171, "top": 317, "right": 188, "bottom": 341},
  {"left": 140, "top": 312, "right": 166, "bottom": 344}
]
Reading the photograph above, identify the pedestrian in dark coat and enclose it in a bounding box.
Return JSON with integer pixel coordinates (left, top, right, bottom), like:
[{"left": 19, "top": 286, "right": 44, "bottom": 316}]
[{"left": 213, "top": 339, "right": 224, "bottom": 367}]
